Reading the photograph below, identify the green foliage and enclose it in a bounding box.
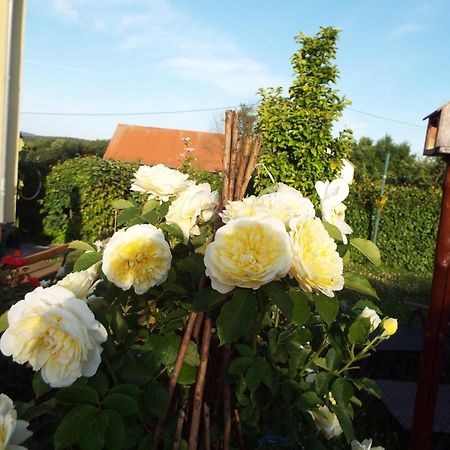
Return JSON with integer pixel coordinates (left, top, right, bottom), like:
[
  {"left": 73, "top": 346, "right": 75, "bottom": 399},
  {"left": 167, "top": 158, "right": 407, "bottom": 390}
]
[
  {"left": 254, "top": 27, "right": 353, "bottom": 195},
  {"left": 17, "top": 136, "right": 109, "bottom": 239},
  {"left": 41, "top": 156, "right": 137, "bottom": 242},
  {"left": 346, "top": 182, "right": 441, "bottom": 272},
  {"left": 351, "top": 134, "right": 446, "bottom": 186}
]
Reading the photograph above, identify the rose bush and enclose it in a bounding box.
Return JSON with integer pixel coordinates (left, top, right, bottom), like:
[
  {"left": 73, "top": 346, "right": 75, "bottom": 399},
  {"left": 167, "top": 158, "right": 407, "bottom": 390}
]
[{"left": 0, "top": 163, "right": 393, "bottom": 449}]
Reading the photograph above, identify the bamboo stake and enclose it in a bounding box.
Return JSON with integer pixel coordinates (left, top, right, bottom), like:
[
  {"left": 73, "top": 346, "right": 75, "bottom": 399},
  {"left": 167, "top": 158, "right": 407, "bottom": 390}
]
[
  {"left": 153, "top": 311, "right": 198, "bottom": 448},
  {"left": 234, "top": 136, "right": 251, "bottom": 199},
  {"left": 238, "top": 136, "right": 262, "bottom": 199},
  {"left": 203, "top": 403, "right": 211, "bottom": 450},
  {"left": 228, "top": 111, "right": 240, "bottom": 200},
  {"left": 234, "top": 409, "right": 246, "bottom": 450},
  {"left": 172, "top": 409, "right": 186, "bottom": 450},
  {"left": 188, "top": 315, "right": 213, "bottom": 450},
  {"left": 192, "top": 312, "right": 204, "bottom": 343},
  {"left": 221, "top": 111, "right": 233, "bottom": 210}
]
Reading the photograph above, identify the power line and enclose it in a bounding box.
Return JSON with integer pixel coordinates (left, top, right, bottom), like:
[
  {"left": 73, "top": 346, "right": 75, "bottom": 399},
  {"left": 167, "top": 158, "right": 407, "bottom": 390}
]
[
  {"left": 21, "top": 105, "right": 238, "bottom": 117},
  {"left": 21, "top": 104, "right": 427, "bottom": 128},
  {"left": 347, "top": 107, "right": 426, "bottom": 128}
]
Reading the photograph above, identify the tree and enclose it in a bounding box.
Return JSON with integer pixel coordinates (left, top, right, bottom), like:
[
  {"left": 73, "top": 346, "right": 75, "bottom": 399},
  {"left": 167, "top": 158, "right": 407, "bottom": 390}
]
[
  {"left": 350, "top": 135, "right": 445, "bottom": 185},
  {"left": 254, "top": 27, "right": 353, "bottom": 195}
]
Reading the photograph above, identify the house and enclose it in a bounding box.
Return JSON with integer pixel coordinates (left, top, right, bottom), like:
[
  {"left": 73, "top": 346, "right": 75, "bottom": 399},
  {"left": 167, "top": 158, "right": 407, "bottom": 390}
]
[{"left": 103, "top": 124, "right": 224, "bottom": 172}]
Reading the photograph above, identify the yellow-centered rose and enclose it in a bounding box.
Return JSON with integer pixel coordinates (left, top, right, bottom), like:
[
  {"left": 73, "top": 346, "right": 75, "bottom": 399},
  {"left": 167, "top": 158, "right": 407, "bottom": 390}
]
[
  {"left": 204, "top": 216, "right": 292, "bottom": 293},
  {"left": 289, "top": 216, "right": 344, "bottom": 297},
  {"left": 0, "top": 394, "right": 32, "bottom": 449},
  {"left": 0, "top": 286, "right": 107, "bottom": 388},
  {"left": 102, "top": 224, "right": 172, "bottom": 295}
]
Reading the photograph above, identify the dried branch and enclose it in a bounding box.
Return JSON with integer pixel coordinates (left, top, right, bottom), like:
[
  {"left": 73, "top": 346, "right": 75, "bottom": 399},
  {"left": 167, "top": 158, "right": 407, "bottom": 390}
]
[
  {"left": 172, "top": 409, "right": 185, "bottom": 450},
  {"left": 203, "top": 402, "right": 211, "bottom": 450},
  {"left": 234, "top": 409, "right": 246, "bottom": 450}
]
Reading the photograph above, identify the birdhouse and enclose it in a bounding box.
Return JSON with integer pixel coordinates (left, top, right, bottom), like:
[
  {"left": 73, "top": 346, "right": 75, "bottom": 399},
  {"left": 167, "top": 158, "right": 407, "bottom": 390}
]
[{"left": 423, "top": 101, "right": 450, "bottom": 156}]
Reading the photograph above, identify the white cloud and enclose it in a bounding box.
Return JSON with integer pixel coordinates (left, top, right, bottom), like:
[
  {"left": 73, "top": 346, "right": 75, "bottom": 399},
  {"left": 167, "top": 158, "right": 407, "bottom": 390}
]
[
  {"left": 390, "top": 22, "right": 430, "bottom": 39},
  {"left": 53, "top": 0, "right": 79, "bottom": 18},
  {"left": 164, "top": 56, "right": 282, "bottom": 96}
]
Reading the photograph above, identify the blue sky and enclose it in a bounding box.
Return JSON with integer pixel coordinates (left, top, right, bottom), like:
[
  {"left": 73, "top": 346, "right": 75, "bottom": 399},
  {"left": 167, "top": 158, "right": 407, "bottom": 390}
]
[{"left": 21, "top": 0, "right": 450, "bottom": 155}]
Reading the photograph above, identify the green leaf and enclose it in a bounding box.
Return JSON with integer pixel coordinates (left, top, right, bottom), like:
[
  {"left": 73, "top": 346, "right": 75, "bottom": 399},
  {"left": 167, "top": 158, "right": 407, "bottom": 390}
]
[
  {"left": 177, "top": 362, "right": 198, "bottom": 385},
  {"left": 235, "top": 344, "right": 255, "bottom": 357},
  {"left": 348, "top": 320, "right": 368, "bottom": 345},
  {"left": 184, "top": 341, "right": 200, "bottom": 366},
  {"left": 102, "top": 394, "right": 138, "bottom": 416},
  {"left": 69, "top": 240, "right": 96, "bottom": 252},
  {"left": 350, "top": 238, "right": 381, "bottom": 266},
  {"left": 177, "top": 254, "right": 206, "bottom": 278},
  {"left": 191, "top": 286, "right": 226, "bottom": 312},
  {"left": 325, "top": 348, "right": 343, "bottom": 371},
  {"left": 54, "top": 405, "right": 97, "bottom": 449},
  {"left": 354, "top": 378, "right": 382, "bottom": 399},
  {"left": 332, "top": 404, "right": 354, "bottom": 442},
  {"left": 117, "top": 206, "right": 140, "bottom": 226},
  {"left": 298, "top": 390, "right": 320, "bottom": 409},
  {"left": 315, "top": 294, "right": 339, "bottom": 326},
  {"left": 110, "top": 384, "right": 141, "bottom": 398},
  {"left": 112, "top": 199, "right": 134, "bottom": 210},
  {"left": 142, "top": 199, "right": 159, "bottom": 215},
  {"left": 245, "top": 365, "right": 261, "bottom": 392},
  {"left": 331, "top": 378, "right": 354, "bottom": 406},
  {"left": 254, "top": 357, "right": 273, "bottom": 388},
  {"left": 289, "top": 289, "right": 311, "bottom": 326},
  {"left": 104, "top": 409, "right": 126, "bottom": 450},
  {"left": 56, "top": 385, "right": 99, "bottom": 405},
  {"left": 89, "top": 371, "right": 109, "bottom": 396},
  {"left": 228, "top": 356, "right": 254, "bottom": 375},
  {"left": 159, "top": 334, "right": 182, "bottom": 368},
  {"left": 217, "top": 290, "right": 258, "bottom": 345},
  {"left": 141, "top": 210, "right": 158, "bottom": 225},
  {"left": 144, "top": 382, "right": 168, "bottom": 417},
  {"left": 158, "top": 223, "right": 185, "bottom": 241},
  {"left": 158, "top": 201, "right": 170, "bottom": 220},
  {"left": 79, "top": 410, "right": 108, "bottom": 450},
  {"left": 32, "top": 372, "right": 51, "bottom": 398},
  {"left": 344, "top": 272, "right": 379, "bottom": 299},
  {"left": 73, "top": 251, "right": 102, "bottom": 272},
  {"left": 315, "top": 372, "right": 334, "bottom": 396},
  {"left": 262, "top": 281, "right": 293, "bottom": 319},
  {"left": 322, "top": 221, "right": 343, "bottom": 242},
  {"left": 0, "top": 311, "right": 8, "bottom": 333}
]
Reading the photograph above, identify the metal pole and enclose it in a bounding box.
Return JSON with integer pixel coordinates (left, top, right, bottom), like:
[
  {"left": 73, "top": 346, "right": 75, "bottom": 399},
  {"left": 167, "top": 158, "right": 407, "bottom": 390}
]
[
  {"left": 410, "top": 156, "right": 450, "bottom": 450},
  {"left": 371, "top": 151, "right": 390, "bottom": 243}
]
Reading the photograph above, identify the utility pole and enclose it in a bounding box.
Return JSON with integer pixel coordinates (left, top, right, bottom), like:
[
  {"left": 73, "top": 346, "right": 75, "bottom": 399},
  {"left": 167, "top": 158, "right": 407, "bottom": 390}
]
[{"left": 0, "top": 0, "right": 27, "bottom": 242}]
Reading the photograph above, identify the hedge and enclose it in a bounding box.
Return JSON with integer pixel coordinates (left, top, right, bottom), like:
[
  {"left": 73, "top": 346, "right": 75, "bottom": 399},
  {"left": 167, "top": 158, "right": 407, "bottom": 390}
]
[
  {"left": 41, "top": 156, "right": 138, "bottom": 243},
  {"left": 41, "top": 156, "right": 222, "bottom": 243},
  {"left": 346, "top": 182, "right": 441, "bottom": 272}
]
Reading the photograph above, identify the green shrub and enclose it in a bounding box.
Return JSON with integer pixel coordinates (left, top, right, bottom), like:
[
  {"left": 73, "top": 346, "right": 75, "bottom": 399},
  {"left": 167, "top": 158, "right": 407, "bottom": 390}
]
[
  {"left": 41, "top": 156, "right": 137, "bottom": 242},
  {"left": 41, "top": 157, "right": 222, "bottom": 243},
  {"left": 346, "top": 183, "right": 441, "bottom": 272}
]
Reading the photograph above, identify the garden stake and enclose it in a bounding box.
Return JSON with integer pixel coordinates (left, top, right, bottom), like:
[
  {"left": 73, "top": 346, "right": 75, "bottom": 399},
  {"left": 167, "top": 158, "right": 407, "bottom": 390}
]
[
  {"left": 234, "top": 409, "right": 246, "bottom": 450},
  {"left": 222, "top": 345, "right": 232, "bottom": 450},
  {"left": 188, "top": 314, "right": 213, "bottom": 450},
  {"left": 203, "top": 402, "right": 211, "bottom": 450},
  {"left": 153, "top": 310, "right": 199, "bottom": 448},
  {"left": 172, "top": 409, "right": 186, "bottom": 450},
  {"left": 238, "top": 136, "right": 262, "bottom": 199},
  {"left": 228, "top": 111, "right": 240, "bottom": 200},
  {"left": 192, "top": 312, "right": 205, "bottom": 342}
]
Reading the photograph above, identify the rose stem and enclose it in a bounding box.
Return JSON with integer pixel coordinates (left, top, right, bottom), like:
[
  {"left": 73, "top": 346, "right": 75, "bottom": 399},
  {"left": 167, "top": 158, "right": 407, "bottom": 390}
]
[{"left": 188, "top": 314, "right": 213, "bottom": 450}]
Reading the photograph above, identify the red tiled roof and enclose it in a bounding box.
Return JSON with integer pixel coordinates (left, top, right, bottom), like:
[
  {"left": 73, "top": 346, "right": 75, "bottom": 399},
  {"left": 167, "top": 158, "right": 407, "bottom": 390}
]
[{"left": 104, "top": 124, "right": 224, "bottom": 172}]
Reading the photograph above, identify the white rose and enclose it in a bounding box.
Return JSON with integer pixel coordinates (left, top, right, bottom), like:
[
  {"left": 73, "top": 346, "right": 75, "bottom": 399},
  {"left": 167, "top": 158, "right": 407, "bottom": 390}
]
[
  {"left": 57, "top": 262, "right": 100, "bottom": 300},
  {"left": 315, "top": 179, "right": 352, "bottom": 244},
  {"left": 351, "top": 438, "right": 385, "bottom": 450},
  {"left": 219, "top": 196, "right": 262, "bottom": 223},
  {"left": 205, "top": 216, "right": 292, "bottom": 294},
  {"left": 0, "top": 394, "right": 32, "bottom": 450},
  {"left": 289, "top": 216, "right": 344, "bottom": 297},
  {"left": 358, "top": 307, "right": 381, "bottom": 332},
  {"left": 165, "top": 183, "right": 218, "bottom": 243},
  {"left": 0, "top": 286, "right": 107, "bottom": 388},
  {"left": 257, "top": 183, "right": 315, "bottom": 228},
  {"left": 102, "top": 224, "right": 172, "bottom": 295},
  {"left": 130, "top": 164, "right": 192, "bottom": 201},
  {"left": 340, "top": 159, "right": 355, "bottom": 184},
  {"left": 310, "top": 405, "right": 343, "bottom": 440}
]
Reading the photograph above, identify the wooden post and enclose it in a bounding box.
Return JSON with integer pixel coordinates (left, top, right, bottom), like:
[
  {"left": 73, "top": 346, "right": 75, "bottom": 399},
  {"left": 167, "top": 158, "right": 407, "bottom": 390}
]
[{"left": 410, "top": 156, "right": 450, "bottom": 449}]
